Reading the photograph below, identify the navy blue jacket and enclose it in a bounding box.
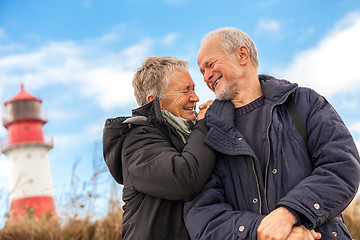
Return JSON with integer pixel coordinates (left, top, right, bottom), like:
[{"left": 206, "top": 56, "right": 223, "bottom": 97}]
[{"left": 184, "top": 75, "right": 360, "bottom": 239}]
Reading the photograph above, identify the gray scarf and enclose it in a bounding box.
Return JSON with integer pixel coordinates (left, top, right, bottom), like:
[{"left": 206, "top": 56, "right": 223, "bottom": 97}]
[{"left": 161, "top": 110, "right": 193, "bottom": 143}]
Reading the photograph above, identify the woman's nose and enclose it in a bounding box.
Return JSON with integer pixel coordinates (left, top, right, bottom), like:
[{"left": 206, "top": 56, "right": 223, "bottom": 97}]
[{"left": 190, "top": 91, "right": 199, "bottom": 102}]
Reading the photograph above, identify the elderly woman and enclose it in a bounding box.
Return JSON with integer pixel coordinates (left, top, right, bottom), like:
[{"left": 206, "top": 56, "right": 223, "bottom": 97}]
[{"left": 102, "top": 56, "right": 215, "bottom": 240}]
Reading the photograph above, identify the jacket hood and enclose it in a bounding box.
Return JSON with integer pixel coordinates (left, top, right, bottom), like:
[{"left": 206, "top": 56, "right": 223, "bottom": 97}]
[{"left": 102, "top": 98, "right": 162, "bottom": 184}]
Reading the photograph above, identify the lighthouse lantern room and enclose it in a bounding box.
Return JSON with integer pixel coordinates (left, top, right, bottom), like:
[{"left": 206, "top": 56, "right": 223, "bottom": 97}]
[{"left": 1, "top": 84, "right": 55, "bottom": 221}]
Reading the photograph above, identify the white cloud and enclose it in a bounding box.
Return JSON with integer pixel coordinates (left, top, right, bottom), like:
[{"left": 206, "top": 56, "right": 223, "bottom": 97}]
[
  {"left": 121, "top": 39, "right": 153, "bottom": 69},
  {"left": 0, "top": 43, "right": 25, "bottom": 52},
  {"left": 256, "top": 18, "right": 281, "bottom": 34},
  {"left": 161, "top": 33, "right": 180, "bottom": 46},
  {"left": 0, "top": 28, "right": 187, "bottom": 113},
  {"left": 333, "top": 95, "right": 359, "bottom": 111},
  {"left": 88, "top": 24, "right": 126, "bottom": 45},
  {"left": 296, "top": 27, "right": 315, "bottom": 43},
  {"left": 52, "top": 121, "right": 104, "bottom": 154},
  {"left": 47, "top": 108, "right": 85, "bottom": 124},
  {"left": 349, "top": 121, "right": 360, "bottom": 134},
  {"left": 275, "top": 12, "right": 360, "bottom": 98},
  {"left": 79, "top": 67, "right": 136, "bottom": 110},
  {"left": 0, "top": 37, "right": 153, "bottom": 111}
]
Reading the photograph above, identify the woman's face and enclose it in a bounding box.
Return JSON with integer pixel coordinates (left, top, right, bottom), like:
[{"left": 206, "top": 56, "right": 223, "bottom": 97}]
[{"left": 160, "top": 69, "right": 199, "bottom": 121}]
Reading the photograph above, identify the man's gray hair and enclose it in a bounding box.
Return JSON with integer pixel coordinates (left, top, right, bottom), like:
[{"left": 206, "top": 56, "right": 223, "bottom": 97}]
[
  {"left": 132, "top": 56, "right": 189, "bottom": 106},
  {"left": 202, "top": 27, "right": 259, "bottom": 68}
]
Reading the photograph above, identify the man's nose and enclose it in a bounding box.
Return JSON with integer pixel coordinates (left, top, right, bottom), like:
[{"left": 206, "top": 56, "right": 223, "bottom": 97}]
[{"left": 204, "top": 70, "right": 213, "bottom": 83}]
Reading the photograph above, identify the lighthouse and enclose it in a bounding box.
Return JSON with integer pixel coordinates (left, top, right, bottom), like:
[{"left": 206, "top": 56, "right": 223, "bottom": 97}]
[{"left": 1, "top": 84, "right": 55, "bottom": 221}]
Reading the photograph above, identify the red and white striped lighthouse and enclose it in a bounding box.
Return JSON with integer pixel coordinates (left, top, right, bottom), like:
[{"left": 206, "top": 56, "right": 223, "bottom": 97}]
[{"left": 1, "top": 84, "right": 55, "bottom": 221}]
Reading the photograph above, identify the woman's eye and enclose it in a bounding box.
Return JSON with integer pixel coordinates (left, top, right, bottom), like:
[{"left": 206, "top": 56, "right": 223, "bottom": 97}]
[{"left": 180, "top": 88, "right": 191, "bottom": 94}]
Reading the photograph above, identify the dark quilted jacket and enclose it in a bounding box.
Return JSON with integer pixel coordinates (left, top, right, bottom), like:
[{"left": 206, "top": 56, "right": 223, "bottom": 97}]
[
  {"left": 103, "top": 97, "right": 216, "bottom": 240},
  {"left": 184, "top": 75, "right": 360, "bottom": 240}
]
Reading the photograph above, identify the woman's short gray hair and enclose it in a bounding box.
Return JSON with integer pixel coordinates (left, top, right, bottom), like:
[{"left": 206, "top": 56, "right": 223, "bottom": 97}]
[
  {"left": 132, "top": 56, "right": 189, "bottom": 106},
  {"left": 202, "top": 27, "right": 259, "bottom": 68}
]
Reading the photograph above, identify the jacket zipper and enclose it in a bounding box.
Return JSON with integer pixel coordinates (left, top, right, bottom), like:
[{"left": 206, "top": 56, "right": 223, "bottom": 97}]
[
  {"left": 264, "top": 90, "right": 296, "bottom": 214},
  {"left": 251, "top": 156, "right": 262, "bottom": 214}
]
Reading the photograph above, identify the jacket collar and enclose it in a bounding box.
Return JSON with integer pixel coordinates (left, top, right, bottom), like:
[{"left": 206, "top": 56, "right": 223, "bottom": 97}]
[
  {"left": 204, "top": 75, "right": 298, "bottom": 155},
  {"left": 131, "top": 96, "right": 167, "bottom": 125},
  {"left": 259, "top": 74, "right": 298, "bottom": 104}
]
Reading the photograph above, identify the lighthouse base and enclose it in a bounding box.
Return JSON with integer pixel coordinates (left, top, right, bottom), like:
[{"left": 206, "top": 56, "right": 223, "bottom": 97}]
[{"left": 10, "top": 196, "right": 55, "bottom": 222}]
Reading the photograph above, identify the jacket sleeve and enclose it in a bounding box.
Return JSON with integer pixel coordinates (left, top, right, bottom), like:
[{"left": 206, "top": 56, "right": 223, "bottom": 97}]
[
  {"left": 277, "top": 88, "right": 360, "bottom": 229},
  {"left": 183, "top": 167, "right": 265, "bottom": 240},
  {"left": 122, "top": 119, "right": 216, "bottom": 201}
]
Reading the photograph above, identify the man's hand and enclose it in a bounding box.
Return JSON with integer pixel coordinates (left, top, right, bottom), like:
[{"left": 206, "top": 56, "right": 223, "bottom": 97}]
[
  {"left": 257, "top": 207, "right": 296, "bottom": 240},
  {"left": 257, "top": 207, "right": 321, "bottom": 240},
  {"left": 287, "top": 226, "right": 321, "bottom": 240}
]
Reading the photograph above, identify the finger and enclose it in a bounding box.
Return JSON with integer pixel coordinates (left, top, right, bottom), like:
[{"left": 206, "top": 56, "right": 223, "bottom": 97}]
[
  {"left": 311, "top": 231, "right": 321, "bottom": 240},
  {"left": 198, "top": 104, "right": 207, "bottom": 110},
  {"left": 309, "top": 230, "right": 320, "bottom": 239},
  {"left": 206, "top": 100, "right": 214, "bottom": 107},
  {"left": 199, "top": 100, "right": 213, "bottom": 110}
]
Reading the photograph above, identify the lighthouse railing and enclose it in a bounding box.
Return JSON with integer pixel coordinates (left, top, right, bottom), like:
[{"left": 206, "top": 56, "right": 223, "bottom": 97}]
[
  {"left": 0, "top": 136, "right": 54, "bottom": 152},
  {"left": 2, "top": 106, "right": 48, "bottom": 127}
]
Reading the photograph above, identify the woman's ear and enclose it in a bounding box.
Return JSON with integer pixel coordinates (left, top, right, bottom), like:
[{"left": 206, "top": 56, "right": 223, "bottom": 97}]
[{"left": 146, "top": 94, "right": 155, "bottom": 103}]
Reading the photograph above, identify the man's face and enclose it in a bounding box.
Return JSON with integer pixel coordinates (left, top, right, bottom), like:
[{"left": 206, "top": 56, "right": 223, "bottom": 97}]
[
  {"left": 197, "top": 35, "right": 241, "bottom": 101},
  {"left": 160, "top": 69, "right": 199, "bottom": 121}
]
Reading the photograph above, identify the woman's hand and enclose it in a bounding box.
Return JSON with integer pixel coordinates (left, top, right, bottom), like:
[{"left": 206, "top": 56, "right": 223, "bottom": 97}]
[{"left": 197, "top": 100, "right": 213, "bottom": 120}]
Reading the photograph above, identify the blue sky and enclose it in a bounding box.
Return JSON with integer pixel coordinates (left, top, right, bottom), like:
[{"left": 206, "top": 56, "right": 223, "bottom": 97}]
[{"left": 1, "top": 0, "right": 360, "bottom": 223}]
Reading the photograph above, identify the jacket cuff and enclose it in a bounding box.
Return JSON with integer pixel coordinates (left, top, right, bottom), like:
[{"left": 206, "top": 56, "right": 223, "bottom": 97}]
[{"left": 278, "top": 205, "right": 305, "bottom": 227}]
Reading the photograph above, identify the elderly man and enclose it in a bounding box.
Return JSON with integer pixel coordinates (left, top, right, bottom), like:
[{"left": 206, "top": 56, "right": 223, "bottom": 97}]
[{"left": 184, "top": 27, "right": 360, "bottom": 240}]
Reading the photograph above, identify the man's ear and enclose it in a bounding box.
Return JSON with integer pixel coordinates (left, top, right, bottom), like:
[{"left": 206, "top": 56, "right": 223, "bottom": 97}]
[
  {"left": 146, "top": 94, "right": 155, "bottom": 103},
  {"left": 236, "top": 45, "right": 249, "bottom": 64}
]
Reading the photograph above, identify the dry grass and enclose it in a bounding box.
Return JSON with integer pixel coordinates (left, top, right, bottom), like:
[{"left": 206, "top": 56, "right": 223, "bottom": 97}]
[
  {"left": 0, "top": 216, "right": 61, "bottom": 240},
  {"left": 60, "top": 208, "right": 123, "bottom": 240},
  {"left": 0, "top": 208, "right": 123, "bottom": 240},
  {"left": 343, "top": 196, "right": 360, "bottom": 239}
]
